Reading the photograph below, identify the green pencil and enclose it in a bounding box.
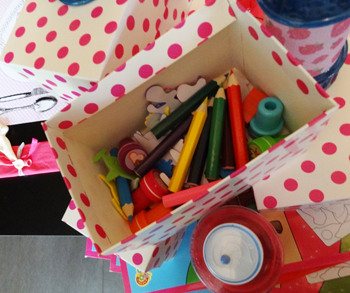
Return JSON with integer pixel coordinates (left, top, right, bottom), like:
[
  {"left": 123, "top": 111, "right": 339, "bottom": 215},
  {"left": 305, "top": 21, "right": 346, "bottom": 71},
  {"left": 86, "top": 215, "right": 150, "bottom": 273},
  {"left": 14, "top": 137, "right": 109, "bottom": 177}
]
[
  {"left": 205, "top": 87, "right": 226, "bottom": 181},
  {"left": 150, "top": 75, "right": 226, "bottom": 139}
]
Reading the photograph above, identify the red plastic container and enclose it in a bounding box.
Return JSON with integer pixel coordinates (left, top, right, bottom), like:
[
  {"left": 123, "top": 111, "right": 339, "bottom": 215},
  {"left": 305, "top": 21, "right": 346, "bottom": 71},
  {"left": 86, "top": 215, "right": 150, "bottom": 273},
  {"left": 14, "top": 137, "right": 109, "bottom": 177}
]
[{"left": 190, "top": 206, "right": 284, "bottom": 293}]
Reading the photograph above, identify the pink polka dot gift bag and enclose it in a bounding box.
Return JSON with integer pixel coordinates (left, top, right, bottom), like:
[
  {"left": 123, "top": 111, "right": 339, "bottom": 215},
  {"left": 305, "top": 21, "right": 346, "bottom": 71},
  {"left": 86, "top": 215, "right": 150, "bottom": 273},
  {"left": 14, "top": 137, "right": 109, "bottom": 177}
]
[
  {"left": 43, "top": 0, "right": 339, "bottom": 272},
  {"left": 0, "top": 0, "right": 192, "bottom": 102}
]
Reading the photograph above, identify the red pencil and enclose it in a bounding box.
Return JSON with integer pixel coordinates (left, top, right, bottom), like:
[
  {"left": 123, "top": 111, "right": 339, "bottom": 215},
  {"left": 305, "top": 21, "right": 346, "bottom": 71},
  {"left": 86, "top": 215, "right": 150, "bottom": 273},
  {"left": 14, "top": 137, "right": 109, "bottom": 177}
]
[{"left": 226, "top": 71, "right": 249, "bottom": 169}]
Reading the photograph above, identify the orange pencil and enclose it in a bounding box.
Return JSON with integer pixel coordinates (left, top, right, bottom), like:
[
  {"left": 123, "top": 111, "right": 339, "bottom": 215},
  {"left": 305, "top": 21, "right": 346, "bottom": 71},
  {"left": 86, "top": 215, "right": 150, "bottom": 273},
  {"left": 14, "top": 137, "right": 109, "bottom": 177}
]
[{"left": 226, "top": 71, "right": 249, "bottom": 169}]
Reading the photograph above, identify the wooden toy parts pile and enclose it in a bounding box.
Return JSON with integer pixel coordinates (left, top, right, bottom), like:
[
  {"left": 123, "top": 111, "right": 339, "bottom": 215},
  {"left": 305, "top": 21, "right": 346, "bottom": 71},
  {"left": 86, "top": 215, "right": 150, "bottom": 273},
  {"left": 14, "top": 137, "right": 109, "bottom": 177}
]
[{"left": 94, "top": 69, "right": 289, "bottom": 233}]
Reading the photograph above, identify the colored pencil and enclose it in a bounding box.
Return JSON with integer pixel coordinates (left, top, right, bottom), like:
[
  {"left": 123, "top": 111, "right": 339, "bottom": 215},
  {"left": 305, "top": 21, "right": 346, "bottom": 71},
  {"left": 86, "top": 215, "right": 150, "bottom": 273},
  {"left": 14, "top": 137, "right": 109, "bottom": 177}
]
[
  {"left": 150, "top": 75, "right": 225, "bottom": 139},
  {"left": 226, "top": 70, "right": 249, "bottom": 170},
  {"left": 168, "top": 98, "right": 208, "bottom": 192},
  {"left": 108, "top": 148, "right": 134, "bottom": 222},
  {"left": 205, "top": 87, "right": 226, "bottom": 181},
  {"left": 221, "top": 104, "right": 235, "bottom": 170},
  {"left": 186, "top": 98, "right": 214, "bottom": 187},
  {"left": 116, "top": 176, "right": 134, "bottom": 222},
  {"left": 134, "top": 114, "right": 193, "bottom": 178}
]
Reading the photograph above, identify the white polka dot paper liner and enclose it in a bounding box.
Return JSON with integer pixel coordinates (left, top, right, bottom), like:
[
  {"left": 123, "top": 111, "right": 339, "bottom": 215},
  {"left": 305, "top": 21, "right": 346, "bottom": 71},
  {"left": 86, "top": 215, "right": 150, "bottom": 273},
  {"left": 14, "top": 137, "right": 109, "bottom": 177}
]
[
  {"left": 43, "top": 0, "right": 338, "bottom": 271},
  {"left": 254, "top": 48, "right": 350, "bottom": 211},
  {"left": 0, "top": 0, "right": 192, "bottom": 102}
]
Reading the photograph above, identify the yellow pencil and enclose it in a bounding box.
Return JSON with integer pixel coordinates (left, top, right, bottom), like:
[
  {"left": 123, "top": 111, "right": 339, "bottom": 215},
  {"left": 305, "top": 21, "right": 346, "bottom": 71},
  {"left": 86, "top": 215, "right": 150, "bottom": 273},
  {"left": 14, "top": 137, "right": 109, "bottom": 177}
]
[{"left": 168, "top": 98, "right": 208, "bottom": 192}]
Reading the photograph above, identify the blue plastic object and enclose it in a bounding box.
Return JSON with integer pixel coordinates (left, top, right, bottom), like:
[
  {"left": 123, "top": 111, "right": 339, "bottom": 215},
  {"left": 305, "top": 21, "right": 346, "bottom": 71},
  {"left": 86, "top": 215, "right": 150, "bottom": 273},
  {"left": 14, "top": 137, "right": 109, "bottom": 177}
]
[
  {"left": 249, "top": 97, "right": 284, "bottom": 139},
  {"left": 220, "top": 254, "right": 231, "bottom": 265},
  {"left": 315, "top": 41, "right": 348, "bottom": 89},
  {"left": 220, "top": 168, "right": 235, "bottom": 178},
  {"left": 59, "top": 0, "right": 95, "bottom": 5},
  {"left": 154, "top": 159, "right": 173, "bottom": 178},
  {"left": 256, "top": 0, "right": 350, "bottom": 28}
]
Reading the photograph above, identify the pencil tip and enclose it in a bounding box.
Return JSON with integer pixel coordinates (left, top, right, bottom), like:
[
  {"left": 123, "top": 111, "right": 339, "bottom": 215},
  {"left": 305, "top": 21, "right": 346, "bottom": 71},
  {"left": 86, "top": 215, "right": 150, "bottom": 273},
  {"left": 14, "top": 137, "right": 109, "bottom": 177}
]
[
  {"left": 228, "top": 70, "right": 239, "bottom": 86},
  {"left": 223, "top": 78, "right": 228, "bottom": 89},
  {"left": 214, "top": 75, "right": 226, "bottom": 85},
  {"left": 128, "top": 216, "right": 133, "bottom": 223},
  {"left": 216, "top": 87, "right": 226, "bottom": 99},
  {"left": 197, "top": 98, "right": 208, "bottom": 113}
]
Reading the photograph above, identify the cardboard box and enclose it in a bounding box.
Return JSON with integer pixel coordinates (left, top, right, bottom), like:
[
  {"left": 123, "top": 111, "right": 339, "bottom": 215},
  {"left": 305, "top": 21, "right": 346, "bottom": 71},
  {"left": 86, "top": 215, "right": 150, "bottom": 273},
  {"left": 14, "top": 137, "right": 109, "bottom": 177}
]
[
  {"left": 0, "top": 0, "right": 192, "bottom": 101},
  {"left": 62, "top": 196, "right": 187, "bottom": 272},
  {"left": 44, "top": 0, "right": 338, "bottom": 270}
]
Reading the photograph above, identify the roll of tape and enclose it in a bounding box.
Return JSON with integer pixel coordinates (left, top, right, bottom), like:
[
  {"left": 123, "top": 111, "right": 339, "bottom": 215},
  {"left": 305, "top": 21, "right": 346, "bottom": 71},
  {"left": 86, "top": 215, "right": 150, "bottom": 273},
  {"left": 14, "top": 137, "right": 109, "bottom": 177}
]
[{"left": 190, "top": 206, "right": 284, "bottom": 293}]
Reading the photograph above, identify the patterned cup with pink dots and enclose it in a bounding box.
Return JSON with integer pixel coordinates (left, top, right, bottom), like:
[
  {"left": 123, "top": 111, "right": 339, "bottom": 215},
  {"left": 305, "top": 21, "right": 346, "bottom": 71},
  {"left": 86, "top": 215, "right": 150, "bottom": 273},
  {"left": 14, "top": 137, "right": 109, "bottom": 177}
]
[{"left": 257, "top": 0, "right": 350, "bottom": 84}]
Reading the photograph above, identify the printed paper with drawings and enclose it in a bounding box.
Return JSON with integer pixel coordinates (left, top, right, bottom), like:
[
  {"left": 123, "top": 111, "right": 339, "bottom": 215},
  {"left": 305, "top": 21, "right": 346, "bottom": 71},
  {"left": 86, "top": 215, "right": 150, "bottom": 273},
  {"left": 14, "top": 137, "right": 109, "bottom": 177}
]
[
  {"left": 306, "top": 260, "right": 350, "bottom": 285},
  {"left": 296, "top": 202, "right": 350, "bottom": 284},
  {"left": 0, "top": 0, "right": 66, "bottom": 126},
  {"left": 297, "top": 201, "right": 350, "bottom": 247}
]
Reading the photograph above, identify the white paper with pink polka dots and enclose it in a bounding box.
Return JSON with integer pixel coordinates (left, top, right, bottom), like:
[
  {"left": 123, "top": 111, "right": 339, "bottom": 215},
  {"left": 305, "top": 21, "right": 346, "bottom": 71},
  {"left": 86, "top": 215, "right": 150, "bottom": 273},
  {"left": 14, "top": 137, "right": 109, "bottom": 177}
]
[
  {"left": 43, "top": 0, "right": 339, "bottom": 270},
  {"left": 117, "top": 226, "right": 188, "bottom": 272},
  {"left": 62, "top": 197, "right": 188, "bottom": 271},
  {"left": 254, "top": 45, "right": 350, "bottom": 211},
  {"left": 0, "top": 0, "right": 192, "bottom": 102},
  {"left": 62, "top": 198, "right": 90, "bottom": 237}
]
